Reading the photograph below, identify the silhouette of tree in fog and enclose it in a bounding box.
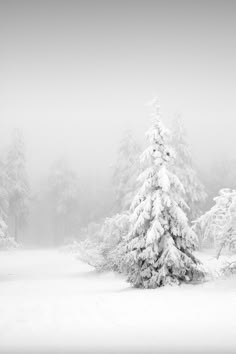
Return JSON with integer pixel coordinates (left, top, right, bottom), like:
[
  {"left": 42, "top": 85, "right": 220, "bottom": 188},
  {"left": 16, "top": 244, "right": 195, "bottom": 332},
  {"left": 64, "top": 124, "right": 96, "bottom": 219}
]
[
  {"left": 112, "top": 130, "right": 141, "bottom": 212},
  {"left": 170, "top": 116, "right": 207, "bottom": 221},
  {"left": 5, "top": 130, "right": 30, "bottom": 242},
  {"left": 47, "top": 158, "right": 81, "bottom": 245}
]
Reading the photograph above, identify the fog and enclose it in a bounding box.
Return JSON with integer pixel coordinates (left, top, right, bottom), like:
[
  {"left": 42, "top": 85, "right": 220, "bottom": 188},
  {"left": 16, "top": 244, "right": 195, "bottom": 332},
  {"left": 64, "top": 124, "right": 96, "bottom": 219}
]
[{"left": 1, "top": 0, "right": 236, "bottom": 245}]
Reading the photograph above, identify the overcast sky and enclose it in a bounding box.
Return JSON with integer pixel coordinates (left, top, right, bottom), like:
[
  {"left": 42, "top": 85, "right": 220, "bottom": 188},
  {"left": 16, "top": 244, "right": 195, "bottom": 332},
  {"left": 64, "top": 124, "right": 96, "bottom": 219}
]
[{"left": 0, "top": 0, "right": 236, "bottom": 186}]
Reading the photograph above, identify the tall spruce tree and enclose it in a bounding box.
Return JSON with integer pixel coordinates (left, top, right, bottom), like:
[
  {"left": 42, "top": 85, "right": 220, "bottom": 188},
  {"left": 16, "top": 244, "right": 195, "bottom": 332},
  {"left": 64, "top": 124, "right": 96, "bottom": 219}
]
[
  {"left": 125, "top": 100, "right": 204, "bottom": 288},
  {"left": 170, "top": 116, "right": 207, "bottom": 220}
]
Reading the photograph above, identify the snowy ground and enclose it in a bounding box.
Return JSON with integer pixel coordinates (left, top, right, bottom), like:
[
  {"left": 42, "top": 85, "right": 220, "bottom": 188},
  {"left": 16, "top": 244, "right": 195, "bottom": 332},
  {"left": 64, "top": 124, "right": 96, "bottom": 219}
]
[{"left": 0, "top": 249, "right": 236, "bottom": 354}]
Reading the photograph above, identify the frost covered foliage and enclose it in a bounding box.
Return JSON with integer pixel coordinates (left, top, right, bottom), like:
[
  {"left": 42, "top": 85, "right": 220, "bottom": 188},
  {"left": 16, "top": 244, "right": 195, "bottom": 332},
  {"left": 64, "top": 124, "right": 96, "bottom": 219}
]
[
  {"left": 96, "top": 213, "right": 130, "bottom": 272},
  {"left": 125, "top": 100, "right": 204, "bottom": 288},
  {"left": 0, "top": 217, "right": 7, "bottom": 240},
  {"left": 193, "top": 189, "right": 236, "bottom": 258},
  {"left": 112, "top": 131, "right": 141, "bottom": 212},
  {"left": 79, "top": 222, "right": 103, "bottom": 244},
  {"left": 74, "top": 213, "right": 130, "bottom": 271},
  {"left": 0, "top": 157, "right": 9, "bottom": 220},
  {"left": 99, "top": 213, "right": 130, "bottom": 248},
  {"left": 170, "top": 117, "right": 207, "bottom": 220},
  {"left": 0, "top": 150, "right": 19, "bottom": 249},
  {"left": 0, "top": 218, "right": 17, "bottom": 250},
  {"left": 6, "top": 130, "right": 30, "bottom": 241}
]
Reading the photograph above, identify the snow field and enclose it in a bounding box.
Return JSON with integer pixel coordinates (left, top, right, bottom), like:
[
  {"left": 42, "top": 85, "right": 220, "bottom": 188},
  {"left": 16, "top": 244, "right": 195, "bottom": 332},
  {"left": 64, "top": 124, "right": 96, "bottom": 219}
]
[{"left": 0, "top": 249, "right": 236, "bottom": 353}]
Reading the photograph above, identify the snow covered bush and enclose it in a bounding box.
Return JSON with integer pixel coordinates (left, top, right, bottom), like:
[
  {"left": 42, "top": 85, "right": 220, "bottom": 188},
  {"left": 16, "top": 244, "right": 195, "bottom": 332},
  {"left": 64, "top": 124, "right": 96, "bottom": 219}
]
[
  {"left": 0, "top": 218, "right": 18, "bottom": 250},
  {"left": 96, "top": 213, "right": 130, "bottom": 272},
  {"left": 74, "top": 238, "right": 106, "bottom": 268},
  {"left": 71, "top": 213, "right": 130, "bottom": 271},
  {"left": 0, "top": 217, "right": 7, "bottom": 238},
  {"left": 170, "top": 116, "right": 207, "bottom": 221},
  {"left": 221, "top": 259, "right": 236, "bottom": 277},
  {"left": 100, "top": 237, "right": 128, "bottom": 273},
  {"left": 99, "top": 213, "right": 130, "bottom": 248},
  {"left": 193, "top": 188, "right": 236, "bottom": 258},
  {"left": 79, "top": 222, "right": 102, "bottom": 243},
  {"left": 124, "top": 99, "right": 205, "bottom": 288}
]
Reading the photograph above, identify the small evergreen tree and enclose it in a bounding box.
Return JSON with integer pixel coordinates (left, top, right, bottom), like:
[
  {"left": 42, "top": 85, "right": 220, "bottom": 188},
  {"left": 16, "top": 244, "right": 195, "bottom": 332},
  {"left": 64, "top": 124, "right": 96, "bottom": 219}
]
[
  {"left": 171, "top": 116, "right": 207, "bottom": 220},
  {"left": 6, "top": 130, "right": 30, "bottom": 241},
  {"left": 112, "top": 131, "right": 141, "bottom": 212},
  {"left": 193, "top": 188, "right": 236, "bottom": 258},
  {"left": 125, "top": 100, "right": 204, "bottom": 288}
]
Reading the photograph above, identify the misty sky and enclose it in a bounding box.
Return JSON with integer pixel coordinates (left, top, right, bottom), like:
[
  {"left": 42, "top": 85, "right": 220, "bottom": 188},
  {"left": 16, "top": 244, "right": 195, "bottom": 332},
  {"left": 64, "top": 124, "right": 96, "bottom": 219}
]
[{"left": 1, "top": 0, "right": 236, "bottom": 187}]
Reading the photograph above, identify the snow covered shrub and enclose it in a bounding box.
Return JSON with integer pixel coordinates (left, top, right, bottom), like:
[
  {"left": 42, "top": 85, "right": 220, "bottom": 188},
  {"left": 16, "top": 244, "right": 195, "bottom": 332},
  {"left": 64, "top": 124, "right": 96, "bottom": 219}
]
[
  {"left": 193, "top": 188, "right": 236, "bottom": 258},
  {"left": 79, "top": 222, "right": 102, "bottom": 243},
  {"left": 62, "top": 221, "right": 104, "bottom": 267},
  {"left": 74, "top": 238, "right": 105, "bottom": 268},
  {"left": 124, "top": 99, "right": 205, "bottom": 288},
  {"left": 74, "top": 213, "right": 130, "bottom": 271},
  {"left": 60, "top": 239, "right": 81, "bottom": 254},
  {"left": 170, "top": 117, "right": 207, "bottom": 221},
  {"left": 0, "top": 218, "right": 18, "bottom": 250},
  {"left": 0, "top": 235, "right": 18, "bottom": 250},
  {"left": 99, "top": 213, "right": 130, "bottom": 248},
  {"left": 101, "top": 238, "right": 128, "bottom": 273},
  {"left": 221, "top": 260, "right": 236, "bottom": 277},
  {"left": 96, "top": 213, "right": 130, "bottom": 272},
  {"left": 0, "top": 217, "right": 7, "bottom": 237}
]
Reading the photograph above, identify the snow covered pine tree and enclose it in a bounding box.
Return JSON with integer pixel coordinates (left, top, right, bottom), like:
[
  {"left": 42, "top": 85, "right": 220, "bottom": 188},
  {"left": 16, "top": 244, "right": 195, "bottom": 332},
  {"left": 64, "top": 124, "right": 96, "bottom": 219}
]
[{"left": 125, "top": 100, "right": 204, "bottom": 288}]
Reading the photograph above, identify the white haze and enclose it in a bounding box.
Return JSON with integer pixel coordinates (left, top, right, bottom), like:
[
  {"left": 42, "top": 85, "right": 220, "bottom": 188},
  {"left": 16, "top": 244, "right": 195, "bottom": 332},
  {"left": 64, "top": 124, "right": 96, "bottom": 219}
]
[{"left": 1, "top": 0, "right": 236, "bottom": 190}]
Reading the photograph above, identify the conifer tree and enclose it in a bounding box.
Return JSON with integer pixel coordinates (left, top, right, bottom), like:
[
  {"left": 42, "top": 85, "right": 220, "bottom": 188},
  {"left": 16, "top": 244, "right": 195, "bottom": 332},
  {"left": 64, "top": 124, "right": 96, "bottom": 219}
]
[
  {"left": 6, "top": 130, "right": 30, "bottom": 241},
  {"left": 125, "top": 100, "right": 204, "bottom": 288},
  {"left": 112, "top": 131, "right": 141, "bottom": 211},
  {"left": 171, "top": 116, "right": 207, "bottom": 220},
  {"left": 0, "top": 156, "right": 9, "bottom": 220}
]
